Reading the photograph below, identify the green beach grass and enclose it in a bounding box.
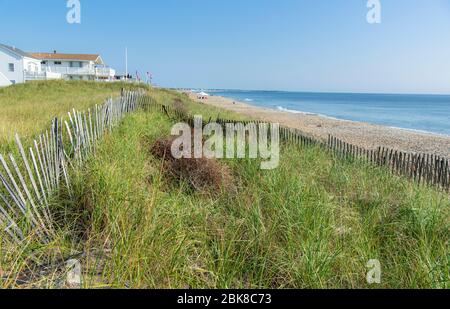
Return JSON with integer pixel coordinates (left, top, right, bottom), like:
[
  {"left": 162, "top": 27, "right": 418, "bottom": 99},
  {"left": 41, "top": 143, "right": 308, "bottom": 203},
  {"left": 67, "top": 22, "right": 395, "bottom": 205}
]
[
  {"left": 0, "top": 80, "right": 148, "bottom": 147},
  {"left": 68, "top": 111, "right": 449, "bottom": 289},
  {"left": 0, "top": 81, "right": 448, "bottom": 288}
]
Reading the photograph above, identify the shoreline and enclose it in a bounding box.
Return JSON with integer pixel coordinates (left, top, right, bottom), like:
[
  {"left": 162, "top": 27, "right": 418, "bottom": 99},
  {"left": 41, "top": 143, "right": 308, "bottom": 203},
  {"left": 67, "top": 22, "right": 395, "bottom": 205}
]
[
  {"left": 188, "top": 92, "right": 450, "bottom": 158},
  {"left": 278, "top": 106, "right": 450, "bottom": 138}
]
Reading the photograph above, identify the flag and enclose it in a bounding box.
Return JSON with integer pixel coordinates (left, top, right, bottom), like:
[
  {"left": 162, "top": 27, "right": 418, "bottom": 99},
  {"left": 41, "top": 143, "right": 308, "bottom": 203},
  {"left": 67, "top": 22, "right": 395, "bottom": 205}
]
[{"left": 147, "top": 72, "right": 153, "bottom": 84}]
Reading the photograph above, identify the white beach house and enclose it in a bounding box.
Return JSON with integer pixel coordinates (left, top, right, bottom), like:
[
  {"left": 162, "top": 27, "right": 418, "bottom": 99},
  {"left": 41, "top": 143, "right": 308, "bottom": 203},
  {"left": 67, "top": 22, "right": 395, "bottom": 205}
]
[
  {"left": 30, "top": 52, "right": 116, "bottom": 81},
  {"left": 0, "top": 43, "right": 46, "bottom": 87},
  {"left": 0, "top": 43, "right": 117, "bottom": 87}
]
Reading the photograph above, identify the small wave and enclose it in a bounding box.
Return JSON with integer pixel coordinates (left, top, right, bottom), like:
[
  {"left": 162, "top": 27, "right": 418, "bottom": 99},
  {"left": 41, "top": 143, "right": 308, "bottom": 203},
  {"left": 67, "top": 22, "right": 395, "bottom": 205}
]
[
  {"left": 276, "top": 106, "right": 317, "bottom": 116},
  {"left": 276, "top": 106, "right": 357, "bottom": 122},
  {"left": 244, "top": 98, "right": 253, "bottom": 102},
  {"left": 388, "top": 126, "right": 450, "bottom": 137}
]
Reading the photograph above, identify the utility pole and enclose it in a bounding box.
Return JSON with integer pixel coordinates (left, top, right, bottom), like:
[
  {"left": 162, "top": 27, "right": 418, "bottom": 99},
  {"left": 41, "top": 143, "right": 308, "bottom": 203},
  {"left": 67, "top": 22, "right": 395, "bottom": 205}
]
[{"left": 125, "top": 47, "right": 128, "bottom": 81}]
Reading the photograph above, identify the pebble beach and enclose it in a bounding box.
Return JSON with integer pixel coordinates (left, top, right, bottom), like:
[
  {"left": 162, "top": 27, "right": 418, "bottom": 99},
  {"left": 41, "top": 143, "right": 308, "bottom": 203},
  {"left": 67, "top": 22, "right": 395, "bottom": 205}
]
[{"left": 189, "top": 93, "right": 450, "bottom": 159}]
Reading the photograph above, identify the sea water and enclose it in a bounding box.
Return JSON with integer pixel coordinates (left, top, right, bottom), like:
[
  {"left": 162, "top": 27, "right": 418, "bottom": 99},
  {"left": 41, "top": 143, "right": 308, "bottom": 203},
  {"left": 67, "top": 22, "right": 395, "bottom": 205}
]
[{"left": 206, "top": 90, "right": 450, "bottom": 136}]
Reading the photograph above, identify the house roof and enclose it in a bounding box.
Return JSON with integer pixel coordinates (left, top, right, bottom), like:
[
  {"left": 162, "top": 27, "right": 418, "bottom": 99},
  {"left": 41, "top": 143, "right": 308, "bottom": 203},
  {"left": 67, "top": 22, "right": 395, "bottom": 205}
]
[
  {"left": 29, "top": 53, "right": 104, "bottom": 64},
  {"left": 0, "top": 43, "right": 36, "bottom": 59}
]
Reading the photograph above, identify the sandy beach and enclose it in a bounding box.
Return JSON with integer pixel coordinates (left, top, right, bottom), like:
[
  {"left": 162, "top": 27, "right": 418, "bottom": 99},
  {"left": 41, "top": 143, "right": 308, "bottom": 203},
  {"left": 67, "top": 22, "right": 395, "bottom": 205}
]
[{"left": 189, "top": 93, "right": 450, "bottom": 158}]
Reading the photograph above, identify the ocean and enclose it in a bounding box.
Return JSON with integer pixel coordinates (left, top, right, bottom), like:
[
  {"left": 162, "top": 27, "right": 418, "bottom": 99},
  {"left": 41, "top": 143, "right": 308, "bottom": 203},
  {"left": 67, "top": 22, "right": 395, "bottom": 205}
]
[{"left": 205, "top": 90, "right": 450, "bottom": 136}]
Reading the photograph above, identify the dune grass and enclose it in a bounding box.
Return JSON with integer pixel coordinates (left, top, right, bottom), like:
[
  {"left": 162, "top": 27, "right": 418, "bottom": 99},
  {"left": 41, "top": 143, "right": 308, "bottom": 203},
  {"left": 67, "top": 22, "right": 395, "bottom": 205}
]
[
  {"left": 0, "top": 81, "right": 448, "bottom": 289},
  {"left": 0, "top": 80, "right": 242, "bottom": 149},
  {"left": 67, "top": 111, "right": 449, "bottom": 289},
  {"left": 0, "top": 80, "right": 148, "bottom": 147},
  {"left": 146, "top": 88, "right": 247, "bottom": 121}
]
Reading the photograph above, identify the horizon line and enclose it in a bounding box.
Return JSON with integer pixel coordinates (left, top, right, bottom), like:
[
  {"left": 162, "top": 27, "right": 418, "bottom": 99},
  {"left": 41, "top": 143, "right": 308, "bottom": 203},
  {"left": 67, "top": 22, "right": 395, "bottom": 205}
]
[{"left": 172, "top": 87, "right": 450, "bottom": 97}]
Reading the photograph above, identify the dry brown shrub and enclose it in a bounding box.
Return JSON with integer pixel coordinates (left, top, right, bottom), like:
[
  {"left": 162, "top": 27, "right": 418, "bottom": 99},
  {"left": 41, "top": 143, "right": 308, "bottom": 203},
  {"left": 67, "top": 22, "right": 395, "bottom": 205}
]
[
  {"left": 150, "top": 137, "right": 235, "bottom": 195},
  {"left": 150, "top": 137, "right": 175, "bottom": 160}
]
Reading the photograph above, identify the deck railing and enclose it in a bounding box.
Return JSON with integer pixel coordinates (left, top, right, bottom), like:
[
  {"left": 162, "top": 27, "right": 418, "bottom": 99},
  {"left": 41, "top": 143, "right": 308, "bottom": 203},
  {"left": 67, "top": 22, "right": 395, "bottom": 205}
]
[{"left": 43, "top": 66, "right": 115, "bottom": 77}]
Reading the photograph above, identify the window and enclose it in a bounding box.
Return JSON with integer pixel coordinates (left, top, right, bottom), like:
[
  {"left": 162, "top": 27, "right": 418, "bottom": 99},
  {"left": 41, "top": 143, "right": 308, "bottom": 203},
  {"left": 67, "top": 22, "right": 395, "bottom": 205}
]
[
  {"left": 54, "top": 61, "right": 62, "bottom": 65},
  {"left": 70, "top": 61, "right": 82, "bottom": 68},
  {"left": 8, "top": 63, "right": 14, "bottom": 72},
  {"left": 41, "top": 61, "right": 47, "bottom": 65},
  {"left": 10, "top": 80, "right": 16, "bottom": 84}
]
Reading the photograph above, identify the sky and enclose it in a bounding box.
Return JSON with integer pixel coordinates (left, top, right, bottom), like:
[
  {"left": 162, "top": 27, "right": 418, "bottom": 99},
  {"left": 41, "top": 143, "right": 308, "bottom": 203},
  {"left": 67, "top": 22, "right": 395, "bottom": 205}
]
[{"left": 1, "top": 0, "right": 450, "bottom": 94}]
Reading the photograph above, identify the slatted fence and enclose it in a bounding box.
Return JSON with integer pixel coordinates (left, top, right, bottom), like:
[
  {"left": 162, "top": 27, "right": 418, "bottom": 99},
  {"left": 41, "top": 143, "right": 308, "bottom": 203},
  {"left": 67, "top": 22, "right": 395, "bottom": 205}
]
[
  {"left": 163, "top": 104, "right": 450, "bottom": 193},
  {"left": 1, "top": 94, "right": 449, "bottom": 244},
  {"left": 327, "top": 135, "right": 450, "bottom": 192},
  {"left": 0, "top": 90, "right": 150, "bottom": 244}
]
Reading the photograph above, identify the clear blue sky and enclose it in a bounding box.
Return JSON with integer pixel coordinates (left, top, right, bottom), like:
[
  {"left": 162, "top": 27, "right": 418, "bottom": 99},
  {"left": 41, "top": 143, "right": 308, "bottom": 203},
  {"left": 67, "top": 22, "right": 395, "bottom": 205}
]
[{"left": 1, "top": 0, "right": 450, "bottom": 94}]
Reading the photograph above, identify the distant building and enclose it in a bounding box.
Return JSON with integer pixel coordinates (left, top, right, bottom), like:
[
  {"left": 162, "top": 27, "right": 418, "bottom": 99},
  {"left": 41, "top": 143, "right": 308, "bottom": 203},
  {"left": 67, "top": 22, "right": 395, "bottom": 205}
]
[
  {"left": 0, "top": 42, "right": 117, "bottom": 87},
  {"left": 30, "top": 52, "right": 116, "bottom": 81}
]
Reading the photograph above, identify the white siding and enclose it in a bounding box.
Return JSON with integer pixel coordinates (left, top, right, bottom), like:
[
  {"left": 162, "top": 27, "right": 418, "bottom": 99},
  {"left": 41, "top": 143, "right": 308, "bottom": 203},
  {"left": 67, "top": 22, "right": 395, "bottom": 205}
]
[
  {"left": 23, "top": 57, "right": 41, "bottom": 73},
  {"left": 42, "top": 60, "right": 94, "bottom": 73},
  {"left": 0, "top": 70, "right": 12, "bottom": 87},
  {"left": 0, "top": 47, "right": 25, "bottom": 84}
]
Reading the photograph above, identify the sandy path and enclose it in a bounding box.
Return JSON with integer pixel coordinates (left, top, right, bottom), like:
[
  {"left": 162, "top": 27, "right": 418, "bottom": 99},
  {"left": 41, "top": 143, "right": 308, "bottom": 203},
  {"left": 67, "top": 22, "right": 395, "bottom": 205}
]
[{"left": 188, "top": 93, "right": 450, "bottom": 158}]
